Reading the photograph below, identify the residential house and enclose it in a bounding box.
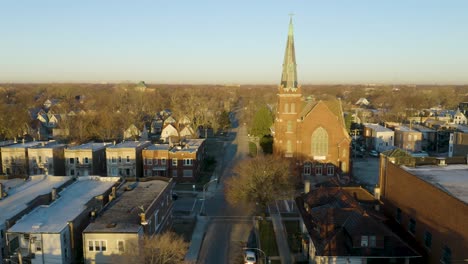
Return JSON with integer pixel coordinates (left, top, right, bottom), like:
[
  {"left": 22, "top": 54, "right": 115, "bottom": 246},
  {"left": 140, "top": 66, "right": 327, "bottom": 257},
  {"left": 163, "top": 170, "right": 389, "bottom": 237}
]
[
  {"left": 363, "top": 123, "right": 394, "bottom": 152},
  {"left": 394, "top": 126, "right": 422, "bottom": 152},
  {"left": 355, "top": 98, "right": 370, "bottom": 107},
  {"left": 142, "top": 139, "right": 205, "bottom": 182},
  {"left": 179, "top": 125, "right": 199, "bottom": 139},
  {"left": 378, "top": 152, "right": 468, "bottom": 264},
  {"left": 1, "top": 141, "right": 43, "bottom": 176},
  {"left": 27, "top": 141, "right": 66, "bottom": 176},
  {"left": 411, "top": 125, "right": 436, "bottom": 151},
  {"left": 0, "top": 141, "right": 15, "bottom": 175},
  {"left": 449, "top": 132, "right": 468, "bottom": 157},
  {"left": 162, "top": 116, "right": 176, "bottom": 126},
  {"left": 0, "top": 175, "right": 72, "bottom": 264},
  {"left": 106, "top": 141, "right": 151, "bottom": 178},
  {"left": 459, "top": 102, "right": 468, "bottom": 116},
  {"left": 296, "top": 186, "right": 420, "bottom": 263},
  {"left": 83, "top": 178, "right": 174, "bottom": 264},
  {"left": 160, "top": 124, "right": 178, "bottom": 143},
  {"left": 6, "top": 176, "right": 120, "bottom": 264},
  {"left": 65, "top": 142, "right": 111, "bottom": 177},
  {"left": 123, "top": 124, "right": 141, "bottom": 140}
]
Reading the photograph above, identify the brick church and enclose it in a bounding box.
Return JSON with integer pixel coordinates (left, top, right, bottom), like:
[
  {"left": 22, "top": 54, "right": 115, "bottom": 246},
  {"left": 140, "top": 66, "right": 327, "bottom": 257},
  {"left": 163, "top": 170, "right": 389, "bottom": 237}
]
[{"left": 273, "top": 18, "right": 351, "bottom": 179}]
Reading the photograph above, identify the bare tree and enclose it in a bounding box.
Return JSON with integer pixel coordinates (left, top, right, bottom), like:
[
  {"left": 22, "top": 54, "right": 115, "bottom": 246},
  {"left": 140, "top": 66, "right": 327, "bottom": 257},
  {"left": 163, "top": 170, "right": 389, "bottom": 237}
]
[
  {"left": 225, "top": 155, "right": 296, "bottom": 214},
  {"left": 120, "top": 232, "right": 189, "bottom": 264}
]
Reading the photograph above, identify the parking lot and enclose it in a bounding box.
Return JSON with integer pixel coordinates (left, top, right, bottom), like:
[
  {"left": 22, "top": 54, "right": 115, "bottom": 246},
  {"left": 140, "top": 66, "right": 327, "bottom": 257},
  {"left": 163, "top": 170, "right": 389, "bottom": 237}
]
[{"left": 352, "top": 156, "right": 380, "bottom": 191}]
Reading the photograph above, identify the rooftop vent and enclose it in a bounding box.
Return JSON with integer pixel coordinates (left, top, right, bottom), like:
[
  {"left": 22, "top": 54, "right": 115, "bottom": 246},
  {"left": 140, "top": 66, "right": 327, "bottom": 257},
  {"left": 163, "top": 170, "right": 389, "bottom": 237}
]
[{"left": 436, "top": 157, "right": 447, "bottom": 167}]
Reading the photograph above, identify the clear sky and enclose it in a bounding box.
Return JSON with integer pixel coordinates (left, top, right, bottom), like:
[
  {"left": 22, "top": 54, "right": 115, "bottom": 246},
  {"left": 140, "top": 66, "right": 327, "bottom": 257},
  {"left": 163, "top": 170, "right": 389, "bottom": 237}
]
[{"left": 1, "top": 1, "right": 467, "bottom": 84}]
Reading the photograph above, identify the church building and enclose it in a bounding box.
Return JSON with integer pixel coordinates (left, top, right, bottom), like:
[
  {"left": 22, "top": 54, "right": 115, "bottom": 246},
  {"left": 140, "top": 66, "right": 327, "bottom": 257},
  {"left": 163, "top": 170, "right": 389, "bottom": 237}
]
[{"left": 273, "top": 18, "right": 351, "bottom": 179}]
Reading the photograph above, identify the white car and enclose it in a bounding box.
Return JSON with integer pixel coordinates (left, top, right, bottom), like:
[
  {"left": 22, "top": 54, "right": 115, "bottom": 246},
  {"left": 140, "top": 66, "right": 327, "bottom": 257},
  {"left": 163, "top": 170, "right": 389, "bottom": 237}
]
[
  {"left": 244, "top": 250, "right": 257, "bottom": 264},
  {"left": 369, "top": 150, "right": 379, "bottom": 157}
]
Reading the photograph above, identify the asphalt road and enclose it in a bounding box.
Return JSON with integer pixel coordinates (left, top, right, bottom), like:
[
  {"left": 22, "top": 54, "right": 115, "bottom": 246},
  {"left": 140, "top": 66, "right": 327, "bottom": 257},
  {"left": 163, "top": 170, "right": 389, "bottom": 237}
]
[{"left": 197, "top": 112, "right": 255, "bottom": 264}]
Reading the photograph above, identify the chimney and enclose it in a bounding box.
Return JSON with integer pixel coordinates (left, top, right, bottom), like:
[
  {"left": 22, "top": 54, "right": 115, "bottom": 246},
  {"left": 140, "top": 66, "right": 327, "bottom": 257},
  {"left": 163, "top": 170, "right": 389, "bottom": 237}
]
[
  {"left": 22, "top": 138, "right": 25, "bottom": 144},
  {"left": 0, "top": 183, "right": 5, "bottom": 200},
  {"left": 436, "top": 157, "right": 447, "bottom": 167},
  {"left": 304, "top": 180, "right": 310, "bottom": 194},
  {"left": 51, "top": 187, "right": 58, "bottom": 201},
  {"left": 139, "top": 213, "right": 148, "bottom": 225},
  {"left": 14, "top": 137, "right": 17, "bottom": 143},
  {"left": 113, "top": 140, "right": 116, "bottom": 146}
]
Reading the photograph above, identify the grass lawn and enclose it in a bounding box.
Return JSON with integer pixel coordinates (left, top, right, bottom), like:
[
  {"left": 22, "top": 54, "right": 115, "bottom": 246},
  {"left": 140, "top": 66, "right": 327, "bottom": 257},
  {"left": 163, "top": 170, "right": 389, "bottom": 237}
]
[
  {"left": 248, "top": 141, "right": 257, "bottom": 157},
  {"left": 259, "top": 220, "right": 279, "bottom": 257},
  {"left": 283, "top": 220, "right": 302, "bottom": 253}
]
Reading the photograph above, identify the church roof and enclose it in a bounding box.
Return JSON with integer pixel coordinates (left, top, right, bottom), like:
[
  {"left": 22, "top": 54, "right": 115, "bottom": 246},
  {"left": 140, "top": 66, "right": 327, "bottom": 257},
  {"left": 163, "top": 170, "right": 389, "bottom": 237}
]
[{"left": 300, "top": 99, "right": 347, "bottom": 127}]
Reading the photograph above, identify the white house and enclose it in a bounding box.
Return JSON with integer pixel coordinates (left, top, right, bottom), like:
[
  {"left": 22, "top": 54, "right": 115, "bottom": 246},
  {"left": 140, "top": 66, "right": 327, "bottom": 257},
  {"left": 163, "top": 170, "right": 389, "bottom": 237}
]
[
  {"left": 160, "top": 124, "right": 179, "bottom": 142},
  {"left": 453, "top": 109, "right": 468, "bottom": 125},
  {"left": 363, "top": 123, "right": 395, "bottom": 152},
  {"left": 6, "top": 176, "right": 119, "bottom": 264}
]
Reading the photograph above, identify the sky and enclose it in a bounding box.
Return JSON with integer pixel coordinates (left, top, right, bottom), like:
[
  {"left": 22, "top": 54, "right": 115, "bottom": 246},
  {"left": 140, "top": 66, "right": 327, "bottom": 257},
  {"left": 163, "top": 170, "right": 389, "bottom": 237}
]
[{"left": 1, "top": 1, "right": 467, "bottom": 84}]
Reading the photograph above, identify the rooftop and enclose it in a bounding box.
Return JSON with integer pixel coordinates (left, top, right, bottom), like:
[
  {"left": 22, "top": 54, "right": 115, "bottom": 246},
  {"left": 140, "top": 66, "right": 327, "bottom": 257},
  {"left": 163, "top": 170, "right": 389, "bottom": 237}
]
[
  {"left": 84, "top": 179, "right": 170, "bottom": 233},
  {"left": 412, "top": 124, "right": 435, "bottom": 132},
  {"left": 2, "top": 141, "right": 43, "bottom": 149},
  {"left": 402, "top": 164, "right": 468, "bottom": 204},
  {"left": 396, "top": 125, "right": 418, "bottom": 132},
  {"left": 0, "top": 140, "right": 15, "bottom": 147},
  {"left": 107, "top": 141, "right": 151, "bottom": 149},
  {"left": 7, "top": 176, "right": 119, "bottom": 233},
  {"left": 30, "top": 141, "right": 66, "bottom": 149},
  {"left": 67, "top": 142, "right": 112, "bottom": 151},
  {"left": 146, "top": 144, "right": 171, "bottom": 151},
  {"left": 0, "top": 175, "right": 72, "bottom": 225},
  {"left": 168, "top": 139, "right": 205, "bottom": 153},
  {"left": 364, "top": 123, "right": 393, "bottom": 133}
]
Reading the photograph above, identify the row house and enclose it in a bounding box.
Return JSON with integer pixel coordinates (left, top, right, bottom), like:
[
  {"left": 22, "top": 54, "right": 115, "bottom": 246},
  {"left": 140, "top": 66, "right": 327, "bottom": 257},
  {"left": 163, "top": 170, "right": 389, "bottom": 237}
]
[
  {"left": 296, "top": 186, "right": 420, "bottom": 263},
  {"left": 1, "top": 141, "right": 43, "bottom": 176},
  {"left": 106, "top": 141, "right": 151, "bottom": 178},
  {"left": 411, "top": 124, "right": 436, "bottom": 151},
  {"left": 142, "top": 139, "right": 205, "bottom": 182},
  {"left": 378, "top": 153, "right": 468, "bottom": 264},
  {"left": 83, "top": 178, "right": 174, "bottom": 264},
  {"left": 0, "top": 141, "right": 15, "bottom": 175},
  {"left": 0, "top": 175, "right": 72, "bottom": 264},
  {"left": 394, "top": 126, "right": 422, "bottom": 152},
  {"left": 65, "top": 142, "right": 111, "bottom": 177},
  {"left": 27, "top": 141, "right": 66, "bottom": 176},
  {"left": 6, "top": 176, "right": 120, "bottom": 264},
  {"left": 363, "top": 123, "right": 394, "bottom": 152},
  {"left": 449, "top": 131, "right": 468, "bottom": 157}
]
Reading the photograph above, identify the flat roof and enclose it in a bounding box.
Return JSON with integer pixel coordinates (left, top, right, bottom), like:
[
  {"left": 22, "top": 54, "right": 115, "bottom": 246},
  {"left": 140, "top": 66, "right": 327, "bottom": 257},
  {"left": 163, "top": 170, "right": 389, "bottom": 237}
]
[
  {"left": 0, "top": 175, "right": 72, "bottom": 225},
  {"left": 0, "top": 141, "right": 15, "bottom": 147},
  {"left": 2, "top": 141, "right": 43, "bottom": 149},
  {"left": 68, "top": 142, "right": 111, "bottom": 151},
  {"left": 169, "top": 139, "right": 205, "bottom": 153},
  {"left": 412, "top": 125, "right": 435, "bottom": 132},
  {"left": 8, "top": 176, "right": 119, "bottom": 233},
  {"left": 84, "top": 180, "right": 169, "bottom": 233},
  {"left": 31, "top": 141, "right": 66, "bottom": 149},
  {"left": 402, "top": 164, "right": 468, "bottom": 204},
  {"left": 364, "top": 123, "right": 393, "bottom": 133},
  {"left": 107, "top": 141, "right": 150, "bottom": 149},
  {"left": 146, "top": 144, "right": 170, "bottom": 151},
  {"left": 396, "top": 125, "right": 418, "bottom": 132}
]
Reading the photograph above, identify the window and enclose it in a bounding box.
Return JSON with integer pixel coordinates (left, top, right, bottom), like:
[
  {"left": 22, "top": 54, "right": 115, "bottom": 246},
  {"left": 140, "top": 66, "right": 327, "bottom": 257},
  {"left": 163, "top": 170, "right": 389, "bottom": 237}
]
[
  {"left": 126, "top": 156, "right": 130, "bottom": 163},
  {"left": 315, "top": 166, "right": 322, "bottom": 176},
  {"left": 161, "top": 158, "right": 166, "bottom": 165},
  {"left": 396, "top": 208, "right": 402, "bottom": 223},
  {"left": 424, "top": 231, "right": 432, "bottom": 249},
  {"left": 172, "top": 170, "right": 178, "bottom": 177},
  {"left": 408, "top": 218, "right": 416, "bottom": 234},
  {"left": 84, "top": 157, "right": 89, "bottom": 164},
  {"left": 111, "top": 167, "right": 117, "bottom": 176},
  {"left": 147, "top": 158, "right": 153, "bottom": 165},
  {"left": 284, "top": 103, "right": 289, "bottom": 113},
  {"left": 76, "top": 157, "right": 79, "bottom": 164},
  {"left": 126, "top": 169, "right": 130, "bottom": 176},
  {"left": 361, "top": 236, "right": 368, "bottom": 247},
  {"left": 303, "top": 163, "right": 311, "bottom": 175},
  {"left": 38, "top": 156, "right": 42, "bottom": 163},
  {"left": 118, "top": 240, "right": 125, "bottom": 253},
  {"left": 183, "top": 170, "right": 193, "bottom": 177},
  {"left": 183, "top": 159, "right": 193, "bottom": 166},
  {"left": 369, "top": 236, "right": 376, "bottom": 247},
  {"left": 89, "top": 240, "right": 107, "bottom": 252},
  {"left": 327, "top": 166, "right": 334, "bottom": 176},
  {"left": 287, "top": 121, "right": 292, "bottom": 132},
  {"left": 69, "top": 158, "right": 75, "bottom": 164},
  {"left": 118, "top": 156, "right": 122, "bottom": 163},
  {"left": 35, "top": 241, "right": 42, "bottom": 251},
  {"left": 291, "top": 103, "right": 296, "bottom": 113},
  {"left": 172, "top": 158, "right": 178, "bottom": 166},
  {"left": 286, "top": 140, "right": 292, "bottom": 153},
  {"left": 311, "top": 127, "right": 328, "bottom": 156},
  {"left": 111, "top": 157, "right": 117, "bottom": 163},
  {"left": 154, "top": 210, "right": 160, "bottom": 231},
  {"left": 70, "top": 169, "right": 75, "bottom": 176},
  {"left": 441, "top": 246, "right": 451, "bottom": 264}
]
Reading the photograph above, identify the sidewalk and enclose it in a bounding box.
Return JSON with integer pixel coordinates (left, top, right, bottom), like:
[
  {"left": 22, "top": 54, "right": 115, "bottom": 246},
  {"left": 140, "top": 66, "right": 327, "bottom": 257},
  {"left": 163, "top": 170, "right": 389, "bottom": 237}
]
[
  {"left": 270, "top": 212, "right": 293, "bottom": 264},
  {"left": 184, "top": 215, "right": 209, "bottom": 263}
]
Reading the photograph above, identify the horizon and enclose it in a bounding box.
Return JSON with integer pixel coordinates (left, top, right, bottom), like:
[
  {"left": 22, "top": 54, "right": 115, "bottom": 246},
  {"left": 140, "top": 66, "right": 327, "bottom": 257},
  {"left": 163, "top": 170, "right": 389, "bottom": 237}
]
[{"left": 1, "top": 1, "right": 467, "bottom": 84}]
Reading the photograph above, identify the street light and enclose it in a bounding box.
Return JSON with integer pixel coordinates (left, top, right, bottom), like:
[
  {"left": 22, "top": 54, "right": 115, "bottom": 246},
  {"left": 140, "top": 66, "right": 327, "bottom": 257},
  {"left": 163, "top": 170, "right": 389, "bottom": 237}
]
[
  {"left": 200, "top": 178, "right": 218, "bottom": 215},
  {"left": 243, "top": 247, "right": 270, "bottom": 264}
]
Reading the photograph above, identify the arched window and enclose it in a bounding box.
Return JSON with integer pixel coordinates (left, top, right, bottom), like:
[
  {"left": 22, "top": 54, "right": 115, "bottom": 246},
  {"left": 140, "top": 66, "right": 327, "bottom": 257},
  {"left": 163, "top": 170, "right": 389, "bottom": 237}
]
[
  {"left": 286, "top": 140, "right": 292, "bottom": 153},
  {"left": 291, "top": 103, "right": 296, "bottom": 113},
  {"left": 287, "top": 121, "right": 292, "bottom": 132},
  {"left": 311, "top": 127, "right": 328, "bottom": 156},
  {"left": 284, "top": 103, "right": 289, "bottom": 113}
]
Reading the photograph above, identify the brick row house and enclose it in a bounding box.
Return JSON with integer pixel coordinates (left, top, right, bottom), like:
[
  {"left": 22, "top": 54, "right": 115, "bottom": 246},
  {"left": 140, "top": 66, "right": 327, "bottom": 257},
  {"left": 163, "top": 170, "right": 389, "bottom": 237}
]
[
  {"left": 65, "top": 142, "right": 111, "bottom": 177},
  {"left": 142, "top": 139, "right": 205, "bottom": 182},
  {"left": 106, "top": 141, "right": 151, "bottom": 178}
]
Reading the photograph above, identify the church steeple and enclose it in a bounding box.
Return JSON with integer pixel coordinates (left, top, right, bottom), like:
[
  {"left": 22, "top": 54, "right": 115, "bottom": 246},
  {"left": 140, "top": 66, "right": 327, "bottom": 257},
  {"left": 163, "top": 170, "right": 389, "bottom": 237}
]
[{"left": 280, "top": 17, "right": 298, "bottom": 91}]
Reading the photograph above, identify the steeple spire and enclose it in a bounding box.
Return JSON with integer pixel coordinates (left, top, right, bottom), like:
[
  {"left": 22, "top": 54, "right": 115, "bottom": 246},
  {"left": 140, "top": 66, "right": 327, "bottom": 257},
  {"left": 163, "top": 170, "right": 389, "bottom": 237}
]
[{"left": 281, "top": 16, "right": 298, "bottom": 91}]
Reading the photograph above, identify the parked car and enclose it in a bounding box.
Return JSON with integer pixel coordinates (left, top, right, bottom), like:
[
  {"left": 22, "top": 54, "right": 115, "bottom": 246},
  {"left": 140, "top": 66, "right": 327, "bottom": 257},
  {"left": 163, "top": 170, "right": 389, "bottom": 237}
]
[
  {"left": 369, "top": 150, "right": 379, "bottom": 157},
  {"left": 244, "top": 250, "right": 257, "bottom": 264}
]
